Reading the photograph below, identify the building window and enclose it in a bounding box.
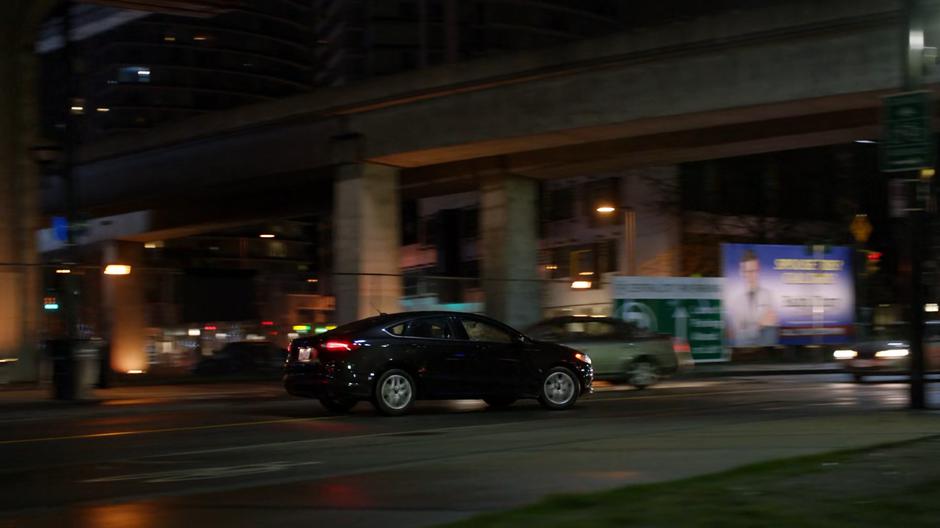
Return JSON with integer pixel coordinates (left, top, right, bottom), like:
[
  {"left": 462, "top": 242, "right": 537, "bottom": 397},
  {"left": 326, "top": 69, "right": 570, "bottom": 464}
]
[
  {"left": 117, "top": 66, "right": 151, "bottom": 83},
  {"left": 544, "top": 186, "right": 575, "bottom": 221},
  {"left": 267, "top": 241, "right": 287, "bottom": 258},
  {"left": 460, "top": 208, "right": 478, "bottom": 239}
]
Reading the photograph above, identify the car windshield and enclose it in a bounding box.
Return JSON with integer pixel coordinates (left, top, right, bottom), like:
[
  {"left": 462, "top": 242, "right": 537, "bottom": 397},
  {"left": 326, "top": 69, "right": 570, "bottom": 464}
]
[{"left": 866, "top": 324, "right": 910, "bottom": 341}]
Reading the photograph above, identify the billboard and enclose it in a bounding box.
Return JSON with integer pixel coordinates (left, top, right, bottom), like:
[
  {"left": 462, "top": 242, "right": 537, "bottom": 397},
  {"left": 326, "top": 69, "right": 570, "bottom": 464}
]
[
  {"left": 721, "top": 244, "right": 854, "bottom": 346},
  {"left": 612, "top": 277, "right": 726, "bottom": 362}
]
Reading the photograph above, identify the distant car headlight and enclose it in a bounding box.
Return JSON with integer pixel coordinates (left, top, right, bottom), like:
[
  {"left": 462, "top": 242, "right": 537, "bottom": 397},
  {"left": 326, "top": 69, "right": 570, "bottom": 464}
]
[
  {"left": 833, "top": 349, "right": 857, "bottom": 359},
  {"left": 875, "top": 349, "right": 909, "bottom": 358},
  {"left": 574, "top": 352, "right": 592, "bottom": 365}
]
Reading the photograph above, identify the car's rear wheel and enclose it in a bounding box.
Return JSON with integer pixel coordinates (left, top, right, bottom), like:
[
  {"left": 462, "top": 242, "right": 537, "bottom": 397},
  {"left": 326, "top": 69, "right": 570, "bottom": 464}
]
[
  {"left": 483, "top": 396, "right": 516, "bottom": 409},
  {"left": 319, "top": 396, "right": 358, "bottom": 414},
  {"left": 372, "top": 369, "right": 416, "bottom": 416},
  {"left": 538, "top": 367, "right": 579, "bottom": 410},
  {"left": 627, "top": 358, "right": 660, "bottom": 389}
]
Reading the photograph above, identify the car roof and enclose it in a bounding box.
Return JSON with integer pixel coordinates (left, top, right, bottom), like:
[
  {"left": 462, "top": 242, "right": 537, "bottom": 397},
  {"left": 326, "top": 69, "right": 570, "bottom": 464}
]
[
  {"left": 367, "top": 311, "right": 489, "bottom": 323},
  {"left": 536, "top": 316, "right": 621, "bottom": 324}
]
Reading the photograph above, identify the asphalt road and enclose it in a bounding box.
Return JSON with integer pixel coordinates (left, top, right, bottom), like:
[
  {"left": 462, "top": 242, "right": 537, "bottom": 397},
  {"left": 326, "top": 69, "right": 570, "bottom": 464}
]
[{"left": 1, "top": 375, "right": 939, "bottom": 528}]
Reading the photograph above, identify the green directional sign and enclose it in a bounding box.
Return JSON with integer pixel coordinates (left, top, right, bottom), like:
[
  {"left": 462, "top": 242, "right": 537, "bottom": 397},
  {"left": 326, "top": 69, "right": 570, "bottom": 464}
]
[
  {"left": 612, "top": 277, "right": 727, "bottom": 363},
  {"left": 880, "top": 91, "right": 934, "bottom": 172},
  {"left": 613, "top": 298, "right": 725, "bottom": 362}
]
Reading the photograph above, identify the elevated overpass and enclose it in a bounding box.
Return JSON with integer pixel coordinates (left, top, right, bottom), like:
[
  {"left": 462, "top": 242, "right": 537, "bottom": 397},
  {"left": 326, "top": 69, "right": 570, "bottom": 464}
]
[
  {"left": 66, "top": 0, "right": 923, "bottom": 210},
  {"left": 5, "top": 0, "right": 938, "bottom": 377}
]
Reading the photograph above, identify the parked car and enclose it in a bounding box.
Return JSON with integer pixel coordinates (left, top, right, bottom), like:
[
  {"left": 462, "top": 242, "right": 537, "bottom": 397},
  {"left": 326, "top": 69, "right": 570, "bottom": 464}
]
[
  {"left": 833, "top": 321, "right": 940, "bottom": 381},
  {"left": 525, "top": 316, "right": 691, "bottom": 388},
  {"left": 194, "top": 341, "right": 286, "bottom": 376},
  {"left": 284, "top": 311, "right": 594, "bottom": 416}
]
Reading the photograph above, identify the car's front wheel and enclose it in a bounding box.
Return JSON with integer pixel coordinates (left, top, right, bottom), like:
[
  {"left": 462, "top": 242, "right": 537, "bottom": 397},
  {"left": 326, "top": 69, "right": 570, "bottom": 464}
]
[
  {"left": 538, "top": 367, "right": 579, "bottom": 410},
  {"left": 372, "top": 369, "right": 416, "bottom": 416},
  {"left": 627, "top": 358, "right": 660, "bottom": 389},
  {"left": 319, "top": 396, "right": 358, "bottom": 414}
]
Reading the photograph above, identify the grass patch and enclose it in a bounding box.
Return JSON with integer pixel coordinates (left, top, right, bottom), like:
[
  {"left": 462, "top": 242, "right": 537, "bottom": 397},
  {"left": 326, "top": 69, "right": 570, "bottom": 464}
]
[{"left": 440, "top": 437, "right": 940, "bottom": 528}]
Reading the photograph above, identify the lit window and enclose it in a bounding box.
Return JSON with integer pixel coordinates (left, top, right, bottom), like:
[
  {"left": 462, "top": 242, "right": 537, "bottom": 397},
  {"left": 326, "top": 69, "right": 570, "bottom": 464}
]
[{"left": 117, "top": 66, "right": 151, "bottom": 83}]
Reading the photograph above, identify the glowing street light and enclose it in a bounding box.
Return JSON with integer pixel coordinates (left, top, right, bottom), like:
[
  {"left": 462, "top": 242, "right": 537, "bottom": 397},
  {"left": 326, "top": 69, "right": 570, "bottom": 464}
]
[
  {"left": 259, "top": 233, "right": 275, "bottom": 239},
  {"left": 103, "top": 264, "right": 132, "bottom": 275}
]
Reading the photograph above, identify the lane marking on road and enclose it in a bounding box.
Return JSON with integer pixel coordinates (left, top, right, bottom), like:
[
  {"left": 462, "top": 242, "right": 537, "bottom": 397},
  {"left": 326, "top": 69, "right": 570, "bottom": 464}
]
[
  {"left": 83, "top": 460, "right": 322, "bottom": 484},
  {"left": 0, "top": 416, "right": 338, "bottom": 446}
]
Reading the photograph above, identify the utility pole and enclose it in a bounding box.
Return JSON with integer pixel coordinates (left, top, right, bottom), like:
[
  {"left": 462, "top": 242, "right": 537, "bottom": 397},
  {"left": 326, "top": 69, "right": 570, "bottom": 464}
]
[
  {"left": 901, "top": 0, "right": 929, "bottom": 409},
  {"left": 58, "top": 0, "right": 83, "bottom": 398}
]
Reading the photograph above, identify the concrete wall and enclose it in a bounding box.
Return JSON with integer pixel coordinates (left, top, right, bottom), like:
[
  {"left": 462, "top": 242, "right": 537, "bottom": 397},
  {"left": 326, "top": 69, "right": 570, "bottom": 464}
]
[{"left": 0, "top": 1, "right": 51, "bottom": 381}]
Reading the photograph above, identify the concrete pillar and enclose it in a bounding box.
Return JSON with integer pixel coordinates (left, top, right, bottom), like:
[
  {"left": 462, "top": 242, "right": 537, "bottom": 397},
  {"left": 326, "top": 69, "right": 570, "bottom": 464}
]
[
  {"left": 0, "top": 3, "right": 46, "bottom": 381},
  {"left": 101, "top": 241, "right": 147, "bottom": 373},
  {"left": 480, "top": 174, "right": 540, "bottom": 329},
  {"left": 333, "top": 163, "right": 402, "bottom": 324}
]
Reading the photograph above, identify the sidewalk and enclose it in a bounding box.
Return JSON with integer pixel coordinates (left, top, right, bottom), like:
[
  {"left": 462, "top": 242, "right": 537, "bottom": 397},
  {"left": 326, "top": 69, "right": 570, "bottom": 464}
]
[
  {"left": 0, "top": 380, "right": 286, "bottom": 417},
  {"left": 686, "top": 361, "right": 843, "bottom": 377}
]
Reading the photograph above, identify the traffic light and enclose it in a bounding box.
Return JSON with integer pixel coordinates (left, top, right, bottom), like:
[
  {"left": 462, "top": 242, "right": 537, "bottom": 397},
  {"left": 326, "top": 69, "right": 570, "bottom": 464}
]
[{"left": 866, "top": 251, "right": 882, "bottom": 274}]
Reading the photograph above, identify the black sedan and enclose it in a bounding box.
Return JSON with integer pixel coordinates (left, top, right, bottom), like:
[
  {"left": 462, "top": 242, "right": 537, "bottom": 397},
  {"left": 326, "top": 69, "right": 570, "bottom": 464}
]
[{"left": 284, "top": 311, "right": 593, "bottom": 415}]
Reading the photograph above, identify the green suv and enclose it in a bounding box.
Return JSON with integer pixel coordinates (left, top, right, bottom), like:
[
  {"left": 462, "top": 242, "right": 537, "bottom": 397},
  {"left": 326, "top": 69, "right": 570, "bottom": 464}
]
[{"left": 526, "top": 316, "right": 691, "bottom": 388}]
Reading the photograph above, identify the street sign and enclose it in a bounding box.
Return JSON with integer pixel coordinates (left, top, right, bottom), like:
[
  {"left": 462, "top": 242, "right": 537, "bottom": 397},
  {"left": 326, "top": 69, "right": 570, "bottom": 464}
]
[
  {"left": 880, "top": 91, "right": 934, "bottom": 172},
  {"left": 849, "top": 214, "right": 872, "bottom": 243},
  {"left": 612, "top": 277, "right": 726, "bottom": 362}
]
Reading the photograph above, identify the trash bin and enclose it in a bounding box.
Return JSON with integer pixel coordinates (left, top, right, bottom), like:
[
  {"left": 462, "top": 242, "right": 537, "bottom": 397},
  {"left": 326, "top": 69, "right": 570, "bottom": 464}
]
[{"left": 49, "top": 339, "right": 100, "bottom": 400}]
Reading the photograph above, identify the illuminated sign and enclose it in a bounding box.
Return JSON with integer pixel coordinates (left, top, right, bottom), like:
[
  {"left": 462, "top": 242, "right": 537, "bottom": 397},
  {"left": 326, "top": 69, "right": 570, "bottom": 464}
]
[{"left": 722, "top": 244, "right": 853, "bottom": 346}]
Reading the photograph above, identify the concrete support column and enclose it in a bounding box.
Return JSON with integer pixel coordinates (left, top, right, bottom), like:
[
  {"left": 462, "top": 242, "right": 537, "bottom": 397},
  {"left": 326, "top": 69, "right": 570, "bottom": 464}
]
[
  {"left": 480, "top": 174, "right": 540, "bottom": 329},
  {"left": 102, "top": 241, "right": 147, "bottom": 373},
  {"left": 0, "top": 4, "right": 43, "bottom": 381},
  {"left": 333, "top": 163, "right": 401, "bottom": 324}
]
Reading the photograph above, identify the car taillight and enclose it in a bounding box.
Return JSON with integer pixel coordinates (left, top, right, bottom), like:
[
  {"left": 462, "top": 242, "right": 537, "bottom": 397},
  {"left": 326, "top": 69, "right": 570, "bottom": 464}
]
[
  {"left": 673, "top": 339, "right": 691, "bottom": 354},
  {"left": 322, "top": 340, "right": 359, "bottom": 352}
]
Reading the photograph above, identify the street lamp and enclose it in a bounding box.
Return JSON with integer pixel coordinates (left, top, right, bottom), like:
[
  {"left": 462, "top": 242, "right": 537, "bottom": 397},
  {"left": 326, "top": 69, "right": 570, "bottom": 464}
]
[
  {"left": 596, "top": 205, "right": 637, "bottom": 276},
  {"left": 103, "top": 264, "right": 132, "bottom": 276}
]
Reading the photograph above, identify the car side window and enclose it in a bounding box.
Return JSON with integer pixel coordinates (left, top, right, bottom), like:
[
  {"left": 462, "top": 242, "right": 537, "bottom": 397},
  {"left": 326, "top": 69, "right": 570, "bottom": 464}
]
[
  {"left": 460, "top": 318, "right": 513, "bottom": 343},
  {"left": 386, "top": 323, "right": 406, "bottom": 336},
  {"left": 528, "top": 323, "right": 563, "bottom": 341},
  {"left": 563, "top": 321, "right": 587, "bottom": 339},
  {"left": 927, "top": 324, "right": 940, "bottom": 340},
  {"left": 584, "top": 321, "right": 618, "bottom": 339},
  {"left": 403, "top": 317, "right": 454, "bottom": 339}
]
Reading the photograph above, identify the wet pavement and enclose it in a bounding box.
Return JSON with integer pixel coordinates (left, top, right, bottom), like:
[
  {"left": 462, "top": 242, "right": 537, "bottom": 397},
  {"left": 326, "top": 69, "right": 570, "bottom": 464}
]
[{"left": 1, "top": 375, "right": 938, "bottom": 527}]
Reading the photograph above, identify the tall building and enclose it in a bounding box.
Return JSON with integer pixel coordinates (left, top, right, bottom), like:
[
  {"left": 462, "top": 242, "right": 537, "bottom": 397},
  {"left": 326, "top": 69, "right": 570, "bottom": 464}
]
[
  {"left": 312, "top": 0, "right": 626, "bottom": 85},
  {"left": 37, "top": 1, "right": 315, "bottom": 141}
]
